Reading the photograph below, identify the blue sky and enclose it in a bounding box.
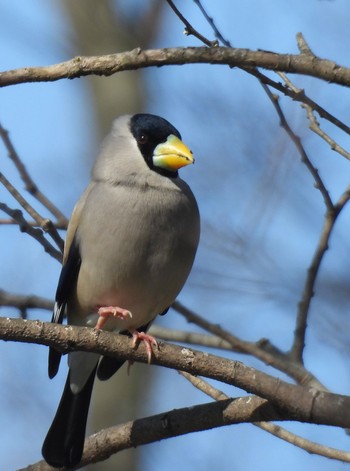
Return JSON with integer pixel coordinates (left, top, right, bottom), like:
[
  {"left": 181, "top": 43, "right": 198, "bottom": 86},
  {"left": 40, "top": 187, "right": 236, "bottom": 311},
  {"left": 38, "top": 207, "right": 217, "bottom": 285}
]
[{"left": 1, "top": 1, "right": 350, "bottom": 470}]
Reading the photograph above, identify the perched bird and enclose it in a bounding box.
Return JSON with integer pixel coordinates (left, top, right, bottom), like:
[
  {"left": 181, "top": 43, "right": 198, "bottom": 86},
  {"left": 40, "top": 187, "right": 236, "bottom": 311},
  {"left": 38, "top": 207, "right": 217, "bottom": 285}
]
[{"left": 42, "top": 113, "right": 200, "bottom": 468}]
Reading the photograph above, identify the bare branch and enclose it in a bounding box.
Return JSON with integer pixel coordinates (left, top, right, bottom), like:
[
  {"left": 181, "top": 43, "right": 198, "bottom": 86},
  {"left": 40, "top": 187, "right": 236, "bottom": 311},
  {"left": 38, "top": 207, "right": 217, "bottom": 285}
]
[
  {"left": 0, "top": 289, "right": 53, "bottom": 316},
  {"left": 193, "top": 0, "right": 232, "bottom": 47},
  {"left": 150, "top": 325, "right": 233, "bottom": 351},
  {"left": 262, "top": 86, "right": 334, "bottom": 210},
  {"left": 1, "top": 47, "right": 350, "bottom": 88},
  {"left": 296, "top": 32, "right": 315, "bottom": 56},
  {"left": 0, "top": 217, "right": 67, "bottom": 229},
  {"left": 173, "top": 301, "right": 327, "bottom": 390},
  {"left": 165, "top": 0, "right": 218, "bottom": 47},
  {"left": 21, "top": 395, "right": 283, "bottom": 470},
  {"left": 171, "top": 5, "right": 350, "bottom": 137},
  {"left": 0, "top": 203, "right": 62, "bottom": 262},
  {"left": 277, "top": 73, "right": 350, "bottom": 160},
  {"left": 180, "top": 372, "right": 350, "bottom": 463},
  {"left": 0, "top": 173, "right": 64, "bottom": 251},
  {"left": 256, "top": 421, "right": 350, "bottom": 463},
  {"left": 304, "top": 106, "right": 350, "bottom": 160},
  {"left": 291, "top": 187, "right": 350, "bottom": 361},
  {"left": 2, "top": 317, "right": 350, "bottom": 429},
  {"left": 250, "top": 68, "right": 350, "bottom": 136},
  {"left": 0, "top": 123, "right": 68, "bottom": 226}
]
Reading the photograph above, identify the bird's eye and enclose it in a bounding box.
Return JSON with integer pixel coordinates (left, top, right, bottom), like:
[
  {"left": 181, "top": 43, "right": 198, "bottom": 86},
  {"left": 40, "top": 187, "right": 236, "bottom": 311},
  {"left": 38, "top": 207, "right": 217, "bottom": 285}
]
[{"left": 137, "top": 133, "right": 148, "bottom": 145}]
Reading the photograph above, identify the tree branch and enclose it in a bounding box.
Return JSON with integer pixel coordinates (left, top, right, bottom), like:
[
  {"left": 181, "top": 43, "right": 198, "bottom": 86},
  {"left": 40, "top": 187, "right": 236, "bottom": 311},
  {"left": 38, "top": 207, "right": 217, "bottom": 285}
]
[
  {"left": 0, "top": 173, "right": 64, "bottom": 252},
  {"left": 1, "top": 47, "right": 350, "bottom": 87},
  {"left": 0, "top": 203, "right": 62, "bottom": 262},
  {"left": 20, "top": 395, "right": 283, "bottom": 470},
  {"left": 0, "top": 123, "right": 68, "bottom": 227},
  {"left": 0, "top": 289, "right": 53, "bottom": 319},
  {"left": 165, "top": 0, "right": 218, "bottom": 47},
  {"left": 1, "top": 317, "right": 350, "bottom": 429},
  {"left": 291, "top": 186, "right": 350, "bottom": 361},
  {"left": 173, "top": 301, "right": 327, "bottom": 390},
  {"left": 180, "top": 371, "right": 350, "bottom": 463}
]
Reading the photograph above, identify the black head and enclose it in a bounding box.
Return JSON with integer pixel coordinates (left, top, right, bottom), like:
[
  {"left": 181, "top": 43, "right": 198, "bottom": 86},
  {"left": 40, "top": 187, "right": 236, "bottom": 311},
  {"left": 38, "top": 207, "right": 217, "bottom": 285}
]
[{"left": 129, "top": 113, "right": 182, "bottom": 178}]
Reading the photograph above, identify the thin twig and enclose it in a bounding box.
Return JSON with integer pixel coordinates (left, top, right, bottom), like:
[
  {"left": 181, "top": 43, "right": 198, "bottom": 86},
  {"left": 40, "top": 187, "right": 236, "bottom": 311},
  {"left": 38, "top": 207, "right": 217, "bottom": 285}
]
[
  {"left": 188, "top": 3, "right": 333, "bottom": 211},
  {"left": 0, "top": 202, "right": 61, "bottom": 262},
  {"left": 249, "top": 67, "right": 350, "bottom": 137},
  {"left": 304, "top": 105, "right": 350, "bottom": 160},
  {"left": 0, "top": 123, "right": 68, "bottom": 226},
  {"left": 179, "top": 371, "right": 350, "bottom": 463},
  {"left": 277, "top": 72, "right": 350, "bottom": 160},
  {"left": 291, "top": 186, "right": 350, "bottom": 361},
  {"left": 171, "top": 1, "right": 342, "bottom": 369},
  {"left": 173, "top": 301, "right": 327, "bottom": 390},
  {"left": 192, "top": 1, "right": 350, "bottom": 137},
  {"left": 0, "top": 217, "right": 67, "bottom": 229},
  {"left": 187, "top": 4, "right": 343, "bottom": 364},
  {"left": 0, "top": 173, "right": 64, "bottom": 251},
  {"left": 193, "top": 0, "right": 232, "bottom": 47},
  {"left": 263, "top": 88, "right": 334, "bottom": 211},
  {"left": 165, "top": 0, "right": 218, "bottom": 47},
  {"left": 296, "top": 32, "right": 315, "bottom": 56},
  {"left": 150, "top": 325, "right": 235, "bottom": 351}
]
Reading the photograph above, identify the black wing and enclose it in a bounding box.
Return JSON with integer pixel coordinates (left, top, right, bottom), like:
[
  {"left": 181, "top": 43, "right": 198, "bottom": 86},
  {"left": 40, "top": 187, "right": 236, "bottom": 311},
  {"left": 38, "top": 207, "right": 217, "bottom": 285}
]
[{"left": 48, "top": 237, "right": 81, "bottom": 379}]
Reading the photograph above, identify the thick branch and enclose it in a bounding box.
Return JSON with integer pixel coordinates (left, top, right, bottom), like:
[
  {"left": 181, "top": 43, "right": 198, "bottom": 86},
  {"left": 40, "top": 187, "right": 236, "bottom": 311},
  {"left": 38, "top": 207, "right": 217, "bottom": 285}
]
[
  {"left": 1, "top": 47, "right": 350, "bottom": 87},
  {"left": 1, "top": 317, "right": 350, "bottom": 429},
  {"left": 20, "top": 396, "right": 285, "bottom": 470}
]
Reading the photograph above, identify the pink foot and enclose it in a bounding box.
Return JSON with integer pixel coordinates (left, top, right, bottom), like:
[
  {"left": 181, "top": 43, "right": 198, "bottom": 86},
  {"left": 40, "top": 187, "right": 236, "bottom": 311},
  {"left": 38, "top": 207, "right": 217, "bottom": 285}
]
[
  {"left": 131, "top": 331, "right": 158, "bottom": 363},
  {"left": 95, "top": 306, "right": 132, "bottom": 330}
]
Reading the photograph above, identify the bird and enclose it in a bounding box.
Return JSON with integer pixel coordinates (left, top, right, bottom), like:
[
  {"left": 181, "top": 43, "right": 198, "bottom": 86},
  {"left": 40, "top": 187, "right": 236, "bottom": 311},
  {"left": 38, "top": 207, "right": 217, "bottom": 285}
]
[{"left": 42, "top": 113, "right": 200, "bottom": 468}]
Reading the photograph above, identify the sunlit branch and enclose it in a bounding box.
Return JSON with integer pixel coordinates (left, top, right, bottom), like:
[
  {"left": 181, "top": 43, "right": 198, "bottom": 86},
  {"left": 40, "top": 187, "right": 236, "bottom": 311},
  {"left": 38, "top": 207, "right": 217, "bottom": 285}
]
[{"left": 1, "top": 47, "right": 350, "bottom": 88}]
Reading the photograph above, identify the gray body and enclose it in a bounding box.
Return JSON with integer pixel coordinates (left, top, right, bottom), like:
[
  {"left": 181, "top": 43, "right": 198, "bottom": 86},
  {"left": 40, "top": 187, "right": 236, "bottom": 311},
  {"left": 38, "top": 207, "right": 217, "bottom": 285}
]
[{"left": 42, "top": 114, "right": 200, "bottom": 468}]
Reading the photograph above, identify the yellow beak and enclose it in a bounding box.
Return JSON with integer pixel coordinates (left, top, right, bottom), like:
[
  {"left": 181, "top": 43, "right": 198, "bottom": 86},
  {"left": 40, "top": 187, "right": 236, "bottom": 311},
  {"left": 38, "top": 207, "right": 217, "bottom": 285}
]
[{"left": 153, "top": 134, "right": 195, "bottom": 172}]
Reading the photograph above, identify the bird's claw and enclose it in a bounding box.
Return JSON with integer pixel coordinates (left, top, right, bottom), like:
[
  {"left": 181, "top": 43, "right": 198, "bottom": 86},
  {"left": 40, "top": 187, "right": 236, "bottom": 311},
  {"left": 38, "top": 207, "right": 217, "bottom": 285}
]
[
  {"left": 131, "top": 331, "right": 158, "bottom": 364},
  {"left": 95, "top": 306, "right": 132, "bottom": 330}
]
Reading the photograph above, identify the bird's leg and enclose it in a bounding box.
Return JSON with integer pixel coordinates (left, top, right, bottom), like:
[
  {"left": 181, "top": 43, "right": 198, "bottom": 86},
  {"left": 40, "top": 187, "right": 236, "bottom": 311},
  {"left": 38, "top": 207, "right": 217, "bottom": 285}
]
[
  {"left": 95, "top": 306, "right": 132, "bottom": 330},
  {"left": 131, "top": 331, "right": 158, "bottom": 364}
]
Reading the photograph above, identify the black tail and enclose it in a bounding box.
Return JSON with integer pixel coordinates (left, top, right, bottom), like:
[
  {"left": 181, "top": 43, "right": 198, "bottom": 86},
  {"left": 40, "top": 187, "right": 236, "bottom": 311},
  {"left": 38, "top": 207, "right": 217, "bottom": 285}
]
[{"left": 42, "top": 367, "right": 96, "bottom": 468}]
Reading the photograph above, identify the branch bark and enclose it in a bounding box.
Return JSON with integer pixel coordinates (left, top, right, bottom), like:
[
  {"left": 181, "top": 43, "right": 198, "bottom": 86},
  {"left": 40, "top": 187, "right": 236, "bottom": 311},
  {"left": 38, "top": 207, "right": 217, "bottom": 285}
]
[
  {"left": 20, "top": 395, "right": 284, "bottom": 470},
  {"left": 1, "top": 47, "right": 349, "bottom": 87},
  {"left": 1, "top": 317, "right": 350, "bottom": 430}
]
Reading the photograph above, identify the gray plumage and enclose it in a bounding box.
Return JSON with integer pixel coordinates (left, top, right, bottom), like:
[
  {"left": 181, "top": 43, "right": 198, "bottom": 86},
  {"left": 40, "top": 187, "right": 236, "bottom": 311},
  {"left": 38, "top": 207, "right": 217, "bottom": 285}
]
[{"left": 42, "top": 113, "right": 200, "bottom": 468}]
